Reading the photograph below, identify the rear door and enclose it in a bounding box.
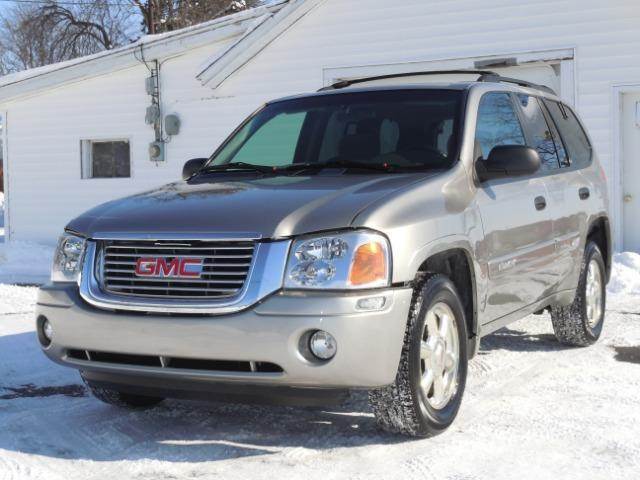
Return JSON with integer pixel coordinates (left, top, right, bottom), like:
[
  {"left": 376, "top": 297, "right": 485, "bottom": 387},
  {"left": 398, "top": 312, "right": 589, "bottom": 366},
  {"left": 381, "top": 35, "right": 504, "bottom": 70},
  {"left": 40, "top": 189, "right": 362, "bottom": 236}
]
[
  {"left": 542, "top": 99, "right": 594, "bottom": 289},
  {"left": 513, "top": 93, "right": 577, "bottom": 293},
  {"left": 474, "top": 92, "right": 555, "bottom": 322}
]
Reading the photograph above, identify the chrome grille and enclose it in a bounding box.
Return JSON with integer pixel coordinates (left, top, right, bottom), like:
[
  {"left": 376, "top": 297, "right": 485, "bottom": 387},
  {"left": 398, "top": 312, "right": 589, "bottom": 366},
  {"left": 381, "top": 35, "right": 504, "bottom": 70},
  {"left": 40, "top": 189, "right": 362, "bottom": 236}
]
[{"left": 98, "top": 239, "right": 255, "bottom": 299}]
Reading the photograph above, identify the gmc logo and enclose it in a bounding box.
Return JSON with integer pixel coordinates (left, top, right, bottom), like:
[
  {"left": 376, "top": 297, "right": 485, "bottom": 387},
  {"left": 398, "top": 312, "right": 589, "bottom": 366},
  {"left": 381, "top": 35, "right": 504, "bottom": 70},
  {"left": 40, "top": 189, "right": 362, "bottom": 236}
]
[{"left": 135, "top": 257, "right": 204, "bottom": 278}]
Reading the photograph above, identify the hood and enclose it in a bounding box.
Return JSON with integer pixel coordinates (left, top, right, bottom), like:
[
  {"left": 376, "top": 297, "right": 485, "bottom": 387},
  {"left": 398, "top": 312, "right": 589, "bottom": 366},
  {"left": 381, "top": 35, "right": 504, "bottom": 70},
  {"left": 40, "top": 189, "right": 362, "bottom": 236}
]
[{"left": 67, "top": 172, "right": 437, "bottom": 239}]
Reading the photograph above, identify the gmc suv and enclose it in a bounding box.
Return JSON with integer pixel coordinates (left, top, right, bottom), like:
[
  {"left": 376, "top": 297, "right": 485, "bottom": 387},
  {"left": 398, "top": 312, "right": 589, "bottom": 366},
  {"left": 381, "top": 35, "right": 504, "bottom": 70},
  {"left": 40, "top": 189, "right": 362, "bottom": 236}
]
[{"left": 37, "top": 71, "right": 611, "bottom": 437}]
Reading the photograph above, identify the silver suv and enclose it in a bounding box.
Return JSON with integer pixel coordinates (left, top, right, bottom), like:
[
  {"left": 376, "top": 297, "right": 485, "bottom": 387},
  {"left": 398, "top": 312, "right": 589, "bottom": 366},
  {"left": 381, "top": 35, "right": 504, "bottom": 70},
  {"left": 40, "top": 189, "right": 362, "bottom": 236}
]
[{"left": 37, "top": 71, "right": 611, "bottom": 437}]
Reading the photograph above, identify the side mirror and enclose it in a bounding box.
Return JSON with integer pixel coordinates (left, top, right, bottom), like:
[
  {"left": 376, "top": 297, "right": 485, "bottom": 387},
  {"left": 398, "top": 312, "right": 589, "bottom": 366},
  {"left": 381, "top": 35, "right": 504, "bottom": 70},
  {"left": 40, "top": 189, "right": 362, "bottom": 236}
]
[
  {"left": 476, "top": 145, "right": 541, "bottom": 182},
  {"left": 182, "top": 158, "right": 208, "bottom": 180}
]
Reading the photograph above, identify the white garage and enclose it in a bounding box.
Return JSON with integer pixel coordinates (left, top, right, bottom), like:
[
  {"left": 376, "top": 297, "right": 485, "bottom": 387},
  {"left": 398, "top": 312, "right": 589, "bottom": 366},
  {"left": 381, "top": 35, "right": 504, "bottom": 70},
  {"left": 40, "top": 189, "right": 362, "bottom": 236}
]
[{"left": 0, "top": 0, "right": 638, "bottom": 251}]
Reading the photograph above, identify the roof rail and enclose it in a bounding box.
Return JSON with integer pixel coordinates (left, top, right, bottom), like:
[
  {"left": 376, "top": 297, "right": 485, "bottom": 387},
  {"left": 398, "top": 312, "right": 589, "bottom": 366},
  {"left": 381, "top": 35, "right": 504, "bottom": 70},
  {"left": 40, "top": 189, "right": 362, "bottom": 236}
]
[
  {"left": 477, "top": 73, "right": 556, "bottom": 95},
  {"left": 318, "top": 69, "right": 557, "bottom": 95}
]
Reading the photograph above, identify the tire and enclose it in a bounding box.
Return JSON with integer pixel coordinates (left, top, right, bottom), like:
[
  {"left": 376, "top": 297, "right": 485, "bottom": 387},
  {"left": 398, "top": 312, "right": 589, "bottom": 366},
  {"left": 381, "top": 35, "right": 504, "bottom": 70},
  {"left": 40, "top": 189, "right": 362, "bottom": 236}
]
[
  {"left": 369, "top": 274, "right": 468, "bottom": 437},
  {"left": 550, "top": 241, "right": 606, "bottom": 347},
  {"left": 81, "top": 373, "right": 164, "bottom": 409}
]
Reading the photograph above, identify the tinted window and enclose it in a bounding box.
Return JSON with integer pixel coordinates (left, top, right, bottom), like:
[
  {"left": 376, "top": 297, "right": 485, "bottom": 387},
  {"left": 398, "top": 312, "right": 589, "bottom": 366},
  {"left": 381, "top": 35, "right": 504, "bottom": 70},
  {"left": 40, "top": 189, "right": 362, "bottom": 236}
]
[
  {"left": 475, "top": 92, "right": 526, "bottom": 159},
  {"left": 233, "top": 112, "right": 305, "bottom": 166},
  {"left": 543, "top": 100, "right": 592, "bottom": 167},
  {"left": 210, "top": 90, "right": 463, "bottom": 171},
  {"left": 516, "top": 94, "right": 560, "bottom": 171}
]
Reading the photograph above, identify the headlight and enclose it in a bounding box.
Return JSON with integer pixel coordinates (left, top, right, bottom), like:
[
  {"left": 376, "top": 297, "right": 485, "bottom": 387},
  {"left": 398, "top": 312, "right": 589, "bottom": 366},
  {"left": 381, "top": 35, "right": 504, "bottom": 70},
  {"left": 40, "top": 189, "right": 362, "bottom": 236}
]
[
  {"left": 284, "top": 231, "right": 390, "bottom": 290},
  {"left": 51, "top": 233, "right": 86, "bottom": 283}
]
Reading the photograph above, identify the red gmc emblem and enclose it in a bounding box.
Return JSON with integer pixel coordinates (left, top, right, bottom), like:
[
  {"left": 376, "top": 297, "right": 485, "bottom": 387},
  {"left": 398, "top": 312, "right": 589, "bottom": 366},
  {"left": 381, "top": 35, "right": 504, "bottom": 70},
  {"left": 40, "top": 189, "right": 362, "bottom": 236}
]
[{"left": 135, "top": 257, "right": 204, "bottom": 278}]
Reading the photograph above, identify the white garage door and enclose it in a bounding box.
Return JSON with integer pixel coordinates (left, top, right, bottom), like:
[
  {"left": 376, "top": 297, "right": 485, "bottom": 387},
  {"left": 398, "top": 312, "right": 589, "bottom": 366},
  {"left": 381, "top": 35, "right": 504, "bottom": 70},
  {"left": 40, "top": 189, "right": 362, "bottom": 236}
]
[{"left": 335, "top": 64, "right": 560, "bottom": 97}]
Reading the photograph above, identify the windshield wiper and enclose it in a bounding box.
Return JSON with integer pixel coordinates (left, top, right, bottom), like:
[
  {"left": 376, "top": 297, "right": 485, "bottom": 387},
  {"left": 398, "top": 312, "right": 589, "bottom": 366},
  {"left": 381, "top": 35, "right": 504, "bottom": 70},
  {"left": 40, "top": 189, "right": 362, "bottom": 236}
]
[
  {"left": 281, "top": 160, "right": 392, "bottom": 173},
  {"left": 200, "top": 162, "right": 275, "bottom": 174}
]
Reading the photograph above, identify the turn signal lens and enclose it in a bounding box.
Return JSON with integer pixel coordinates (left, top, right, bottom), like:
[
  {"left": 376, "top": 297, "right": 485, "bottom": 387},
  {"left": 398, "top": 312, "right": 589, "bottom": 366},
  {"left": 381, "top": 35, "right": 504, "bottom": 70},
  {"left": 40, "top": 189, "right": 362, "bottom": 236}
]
[{"left": 349, "top": 241, "right": 387, "bottom": 287}]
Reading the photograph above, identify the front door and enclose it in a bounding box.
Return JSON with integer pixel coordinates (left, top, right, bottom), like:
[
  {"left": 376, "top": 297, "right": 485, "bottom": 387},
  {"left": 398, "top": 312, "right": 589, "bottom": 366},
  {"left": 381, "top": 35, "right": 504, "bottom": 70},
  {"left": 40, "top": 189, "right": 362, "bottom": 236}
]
[
  {"left": 474, "top": 92, "right": 556, "bottom": 323},
  {"left": 622, "top": 93, "right": 640, "bottom": 252}
]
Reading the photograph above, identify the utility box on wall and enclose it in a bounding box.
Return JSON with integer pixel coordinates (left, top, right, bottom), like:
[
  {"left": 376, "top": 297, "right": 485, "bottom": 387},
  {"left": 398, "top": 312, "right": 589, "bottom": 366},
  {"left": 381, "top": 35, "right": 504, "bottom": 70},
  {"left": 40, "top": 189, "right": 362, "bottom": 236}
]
[{"left": 149, "top": 141, "right": 165, "bottom": 162}]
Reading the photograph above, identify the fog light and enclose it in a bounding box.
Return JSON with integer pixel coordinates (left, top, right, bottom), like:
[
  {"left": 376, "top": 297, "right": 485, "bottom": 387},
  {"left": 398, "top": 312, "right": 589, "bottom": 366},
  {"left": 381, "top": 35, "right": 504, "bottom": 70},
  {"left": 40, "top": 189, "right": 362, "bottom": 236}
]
[
  {"left": 356, "top": 296, "right": 386, "bottom": 311},
  {"left": 43, "top": 320, "right": 53, "bottom": 342},
  {"left": 309, "top": 330, "right": 337, "bottom": 360}
]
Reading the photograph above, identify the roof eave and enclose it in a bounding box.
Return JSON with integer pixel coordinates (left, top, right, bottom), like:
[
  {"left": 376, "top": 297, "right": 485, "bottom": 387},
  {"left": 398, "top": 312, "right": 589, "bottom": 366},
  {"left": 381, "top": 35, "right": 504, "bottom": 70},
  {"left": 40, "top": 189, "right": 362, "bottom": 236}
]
[{"left": 0, "top": 3, "right": 288, "bottom": 104}]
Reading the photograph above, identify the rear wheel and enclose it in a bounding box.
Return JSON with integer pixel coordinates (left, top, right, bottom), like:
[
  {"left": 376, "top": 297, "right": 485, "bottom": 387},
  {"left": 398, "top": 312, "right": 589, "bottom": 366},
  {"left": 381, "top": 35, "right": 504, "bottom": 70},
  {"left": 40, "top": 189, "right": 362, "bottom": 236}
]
[
  {"left": 81, "top": 373, "right": 164, "bottom": 409},
  {"left": 369, "top": 274, "right": 468, "bottom": 437},
  {"left": 550, "top": 241, "right": 606, "bottom": 346}
]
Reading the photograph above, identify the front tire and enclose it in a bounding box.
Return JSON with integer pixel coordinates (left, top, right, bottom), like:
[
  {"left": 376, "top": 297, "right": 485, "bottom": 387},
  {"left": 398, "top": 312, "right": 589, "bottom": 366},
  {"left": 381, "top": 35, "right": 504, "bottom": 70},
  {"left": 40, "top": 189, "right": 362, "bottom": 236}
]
[
  {"left": 550, "top": 241, "right": 606, "bottom": 346},
  {"left": 81, "top": 373, "right": 164, "bottom": 409},
  {"left": 369, "top": 274, "right": 468, "bottom": 437}
]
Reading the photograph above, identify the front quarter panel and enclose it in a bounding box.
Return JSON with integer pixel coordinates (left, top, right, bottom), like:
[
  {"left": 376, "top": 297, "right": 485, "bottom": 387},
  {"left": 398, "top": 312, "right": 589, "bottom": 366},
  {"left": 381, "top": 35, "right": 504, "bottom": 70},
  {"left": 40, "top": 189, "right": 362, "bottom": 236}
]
[{"left": 351, "top": 163, "right": 487, "bottom": 307}]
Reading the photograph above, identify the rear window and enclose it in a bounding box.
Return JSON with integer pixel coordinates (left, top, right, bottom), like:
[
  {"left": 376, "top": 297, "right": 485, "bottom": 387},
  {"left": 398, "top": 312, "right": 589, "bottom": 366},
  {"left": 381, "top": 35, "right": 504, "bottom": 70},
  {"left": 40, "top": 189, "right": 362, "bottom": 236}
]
[{"left": 543, "top": 100, "right": 592, "bottom": 168}]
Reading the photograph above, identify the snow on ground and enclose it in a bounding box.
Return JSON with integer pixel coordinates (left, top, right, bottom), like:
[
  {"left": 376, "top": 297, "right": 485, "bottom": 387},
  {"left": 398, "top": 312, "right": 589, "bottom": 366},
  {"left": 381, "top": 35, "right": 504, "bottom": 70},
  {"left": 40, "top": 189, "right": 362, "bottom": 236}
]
[
  {"left": 0, "top": 252, "right": 638, "bottom": 480},
  {"left": 0, "top": 241, "right": 54, "bottom": 285}
]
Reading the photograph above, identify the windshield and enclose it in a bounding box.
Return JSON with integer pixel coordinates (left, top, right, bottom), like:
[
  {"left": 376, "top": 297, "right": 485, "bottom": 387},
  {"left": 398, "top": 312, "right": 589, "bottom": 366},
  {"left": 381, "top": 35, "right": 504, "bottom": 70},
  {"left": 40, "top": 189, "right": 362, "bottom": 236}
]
[{"left": 206, "top": 90, "right": 463, "bottom": 172}]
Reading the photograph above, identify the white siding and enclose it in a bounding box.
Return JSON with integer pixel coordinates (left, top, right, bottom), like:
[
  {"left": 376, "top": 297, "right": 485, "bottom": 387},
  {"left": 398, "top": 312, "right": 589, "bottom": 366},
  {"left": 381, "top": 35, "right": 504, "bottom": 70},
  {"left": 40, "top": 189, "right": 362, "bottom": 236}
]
[
  {"left": 3, "top": 0, "right": 640, "bottom": 243},
  {"left": 2, "top": 40, "right": 237, "bottom": 242}
]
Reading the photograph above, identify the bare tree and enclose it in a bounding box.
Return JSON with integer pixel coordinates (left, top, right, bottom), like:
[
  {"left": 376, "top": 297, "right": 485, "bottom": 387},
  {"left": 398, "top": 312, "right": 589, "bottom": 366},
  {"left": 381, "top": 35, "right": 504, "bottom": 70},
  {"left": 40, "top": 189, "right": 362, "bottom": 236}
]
[
  {"left": 133, "top": 0, "right": 264, "bottom": 34},
  {"left": 0, "top": 0, "right": 266, "bottom": 74},
  {"left": 0, "top": 1, "right": 133, "bottom": 73}
]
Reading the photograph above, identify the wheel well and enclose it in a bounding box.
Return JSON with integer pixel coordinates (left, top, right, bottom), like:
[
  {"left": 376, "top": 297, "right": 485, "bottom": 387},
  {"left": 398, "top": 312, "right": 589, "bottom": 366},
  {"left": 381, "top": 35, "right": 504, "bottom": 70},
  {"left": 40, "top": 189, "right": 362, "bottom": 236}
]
[
  {"left": 417, "top": 249, "right": 476, "bottom": 339},
  {"left": 587, "top": 217, "right": 611, "bottom": 281}
]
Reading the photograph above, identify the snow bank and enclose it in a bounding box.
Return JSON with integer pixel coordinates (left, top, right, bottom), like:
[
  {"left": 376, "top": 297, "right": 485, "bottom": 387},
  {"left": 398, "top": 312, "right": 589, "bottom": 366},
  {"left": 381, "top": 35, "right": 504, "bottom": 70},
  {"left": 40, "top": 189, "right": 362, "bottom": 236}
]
[
  {"left": 0, "top": 283, "right": 38, "bottom": 315},
  {"left": 607, "top": 251, "right": 640, "bottom": 312},
  {"left": 0, "top": 190, "right": 4, "bottom": 231},
  {"left": 0, "top": 241, "right": 55, "bottom": 285},
  {"left": 609, "top": 252, "right": 640, "bottom": 295}
]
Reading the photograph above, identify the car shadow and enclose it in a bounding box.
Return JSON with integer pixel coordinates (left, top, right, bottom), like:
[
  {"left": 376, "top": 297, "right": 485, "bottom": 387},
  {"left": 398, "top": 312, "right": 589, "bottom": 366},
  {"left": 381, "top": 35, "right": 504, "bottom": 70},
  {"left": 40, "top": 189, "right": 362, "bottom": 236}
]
[
  {"left": 0, "top": 320, "right": 574, "bottom": 464},
  {"left": 479, "top": 325, "right": 571, "bottom": 353},
  {"left": 0, "top": 331, "right": 406, "bottom": 464}
]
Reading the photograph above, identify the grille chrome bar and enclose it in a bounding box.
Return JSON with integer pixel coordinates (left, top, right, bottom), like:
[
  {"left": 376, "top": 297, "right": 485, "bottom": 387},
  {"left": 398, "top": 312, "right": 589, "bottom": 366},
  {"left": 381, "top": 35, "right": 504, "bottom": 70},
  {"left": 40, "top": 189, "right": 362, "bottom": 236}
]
[
  {"left": 104, "top": 276, "right": 245, "bottom": 284},
  {"left": 99, "top": 239, "right": 255, "bottom": 300},
  {"left": 104, "top": 252, "right": 253, "bottom": 259},
  {"left": 105, "top": 285, "right": 240, "bottom": 293},
  {"left": 80, "top": 239, "right": 291, "bottom": 315},
  {"left": 104, "top": 268, "right": 249, "bottom": 276},
  {"left": 106, "top": 245, "right": 254, "bottom": 251}
]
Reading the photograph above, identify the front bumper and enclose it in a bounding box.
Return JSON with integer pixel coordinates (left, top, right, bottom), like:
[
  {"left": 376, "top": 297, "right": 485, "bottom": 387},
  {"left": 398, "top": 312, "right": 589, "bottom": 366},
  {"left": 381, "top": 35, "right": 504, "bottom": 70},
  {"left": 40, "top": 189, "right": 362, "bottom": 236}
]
[{"left": 36, "top": 284, "right": 412, "bottom": 393}]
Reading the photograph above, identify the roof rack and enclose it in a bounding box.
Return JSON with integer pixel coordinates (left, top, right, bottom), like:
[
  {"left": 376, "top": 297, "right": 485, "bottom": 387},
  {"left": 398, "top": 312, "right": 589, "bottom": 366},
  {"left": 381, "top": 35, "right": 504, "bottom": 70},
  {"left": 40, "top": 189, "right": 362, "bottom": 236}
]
[
  {"left": 318, "top": 69, "right": 557, "bottom": 95},
  {"left": 477, "top": 73, "right": 556, "bottom": 95}
]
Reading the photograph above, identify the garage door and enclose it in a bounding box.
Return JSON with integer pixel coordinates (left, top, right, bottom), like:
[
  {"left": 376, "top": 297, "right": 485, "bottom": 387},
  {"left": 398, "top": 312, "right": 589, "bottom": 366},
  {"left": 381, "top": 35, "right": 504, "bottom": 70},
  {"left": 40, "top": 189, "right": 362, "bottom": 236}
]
[{"left": 326, "top": 64, "right": 560, "bottom": 97}]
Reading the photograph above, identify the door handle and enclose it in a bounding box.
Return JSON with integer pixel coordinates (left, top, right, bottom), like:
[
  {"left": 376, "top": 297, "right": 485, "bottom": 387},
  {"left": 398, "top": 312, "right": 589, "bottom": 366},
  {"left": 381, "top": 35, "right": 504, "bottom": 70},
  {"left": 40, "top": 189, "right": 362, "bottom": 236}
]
[
  {"left": 579, "top": 187, "right": 590, "bottom": 200},
  {"left": 534, "top": 196, "right": 547, "bottom": 211}
]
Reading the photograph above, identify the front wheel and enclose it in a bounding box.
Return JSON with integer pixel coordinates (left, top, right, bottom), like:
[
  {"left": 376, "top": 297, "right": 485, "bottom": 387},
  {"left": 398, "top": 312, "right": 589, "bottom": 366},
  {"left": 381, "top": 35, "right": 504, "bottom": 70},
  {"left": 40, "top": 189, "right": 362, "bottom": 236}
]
[
  {"left": 550, "top": 241, "right": 606, "bottom": 346},
  {"left": 369, "top": 274, "right": 468, "bottom": 437}
]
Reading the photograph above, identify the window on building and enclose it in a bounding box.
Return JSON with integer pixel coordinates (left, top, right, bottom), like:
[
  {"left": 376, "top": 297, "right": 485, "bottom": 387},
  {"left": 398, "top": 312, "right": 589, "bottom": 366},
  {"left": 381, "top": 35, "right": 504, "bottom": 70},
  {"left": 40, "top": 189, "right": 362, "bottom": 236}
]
[
  {"left": 516, "top": 94, "right": 562, "bottom": 171},
  {"left": 81, "top": 140, "right": 130, "bottom": 178},
  {"left": 475, "top": 92, "right": 526, "bottom": 159},
  {"left": 543, "top": 100, "right": 592, "bottom": 168}
]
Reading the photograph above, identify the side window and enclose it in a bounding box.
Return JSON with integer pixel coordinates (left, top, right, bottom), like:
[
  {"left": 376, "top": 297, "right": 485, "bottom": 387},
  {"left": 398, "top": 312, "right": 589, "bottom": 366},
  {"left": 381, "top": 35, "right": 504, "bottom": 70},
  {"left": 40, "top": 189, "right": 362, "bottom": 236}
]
[
  {"left": 516, "top": 94, "right": 560, "bottom": 171},
  {"left": 475, "top": 92, "right": 526, "bottom": 159},
  {"left": 81, "top": 140, "right": 130, "bottom": 179},
  {"left": 232, "top": 112, "right": 306, "bottom": 166},
  {"left": 543, "top": 100, "right": 592, "bottom": 168}
]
